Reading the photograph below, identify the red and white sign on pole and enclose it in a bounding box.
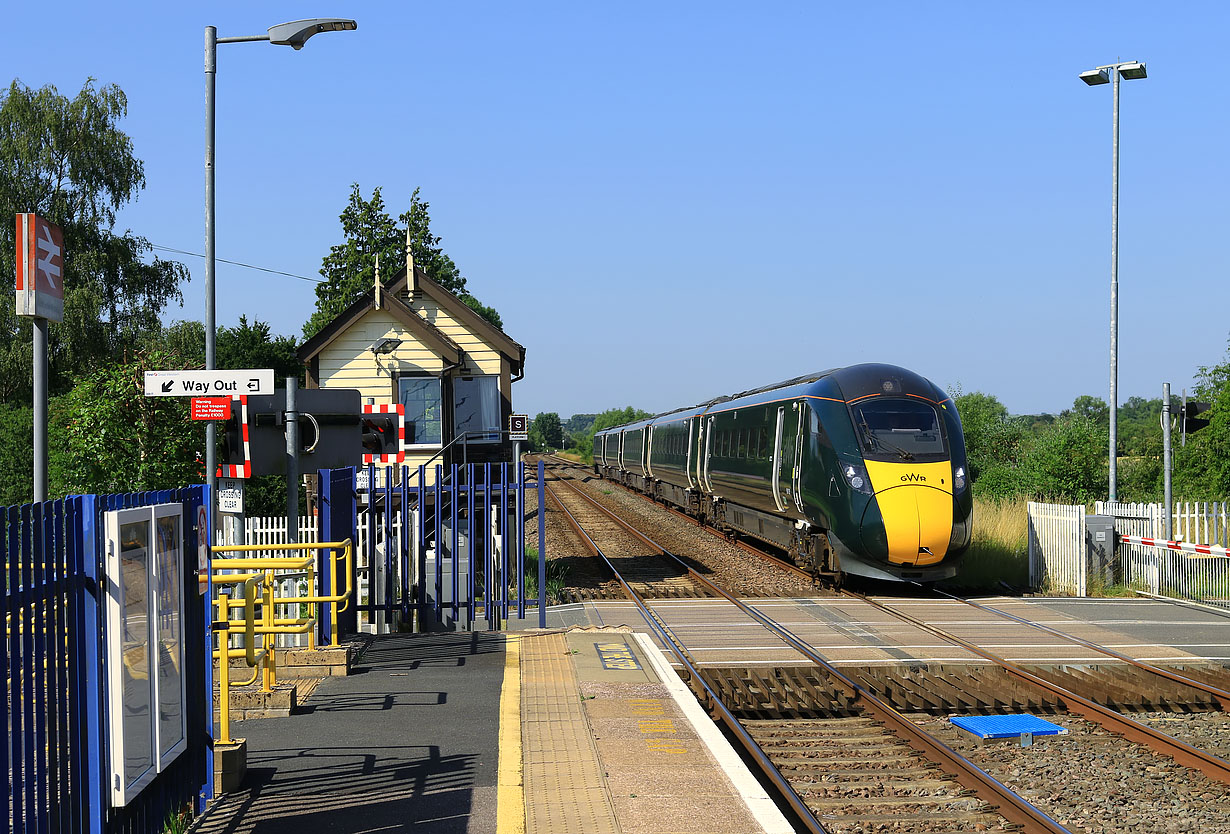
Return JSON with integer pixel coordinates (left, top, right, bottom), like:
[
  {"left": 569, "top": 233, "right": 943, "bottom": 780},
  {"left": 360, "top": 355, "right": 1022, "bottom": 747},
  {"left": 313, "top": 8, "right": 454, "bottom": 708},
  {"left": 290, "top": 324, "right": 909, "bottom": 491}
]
[
  {"left": 191, "top": 397, "right": 232, "bottom": 421},
  {"left": 15, "top": 213, "right": 65, "bottom": 322}
]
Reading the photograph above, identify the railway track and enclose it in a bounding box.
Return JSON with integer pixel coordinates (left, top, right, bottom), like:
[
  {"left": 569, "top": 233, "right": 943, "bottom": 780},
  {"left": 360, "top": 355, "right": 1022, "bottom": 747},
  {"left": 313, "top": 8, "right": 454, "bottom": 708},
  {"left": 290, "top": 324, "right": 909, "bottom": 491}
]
[
  {"left": 538, "top": 455, "right": 1230, "bottom": 832},
  {"left": 543, "top": 472, "right": 1067, "bottom": 833},
  {"left": 545, "top": 455, "right": 1230, "bottom": 717}
]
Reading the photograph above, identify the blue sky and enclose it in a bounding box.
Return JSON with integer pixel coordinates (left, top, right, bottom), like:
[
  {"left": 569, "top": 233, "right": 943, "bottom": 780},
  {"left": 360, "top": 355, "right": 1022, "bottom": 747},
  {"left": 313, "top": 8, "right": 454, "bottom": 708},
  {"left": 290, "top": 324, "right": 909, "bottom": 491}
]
[{"left": 4, "top": 3, "right": 1227, "bottom": 419}]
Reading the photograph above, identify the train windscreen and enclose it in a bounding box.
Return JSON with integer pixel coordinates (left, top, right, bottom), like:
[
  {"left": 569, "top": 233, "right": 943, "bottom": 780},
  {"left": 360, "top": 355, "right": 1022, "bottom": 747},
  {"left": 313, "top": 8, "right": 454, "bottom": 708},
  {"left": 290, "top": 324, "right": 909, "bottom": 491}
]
[{"left": 851, "top": 398, "right": 947, "bottom": 461}]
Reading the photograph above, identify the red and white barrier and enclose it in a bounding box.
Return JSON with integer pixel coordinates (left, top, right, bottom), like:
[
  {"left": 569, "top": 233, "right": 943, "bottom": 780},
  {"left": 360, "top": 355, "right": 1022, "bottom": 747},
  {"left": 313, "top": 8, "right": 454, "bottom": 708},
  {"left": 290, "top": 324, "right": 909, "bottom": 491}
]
[
  {"left": 362, "top": 402, "right": 406, "bottom": 464},
  {"left": 216, "top": 395, "right": 251, "bottom": 478},
  {"left": 1119, "top": 535, "right": 1229, "bottom": 559}
]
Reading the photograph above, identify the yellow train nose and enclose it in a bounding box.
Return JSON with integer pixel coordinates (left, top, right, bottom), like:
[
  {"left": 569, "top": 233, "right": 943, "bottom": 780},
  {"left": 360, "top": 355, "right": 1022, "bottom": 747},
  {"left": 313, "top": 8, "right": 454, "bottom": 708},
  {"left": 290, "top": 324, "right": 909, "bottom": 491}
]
[{"left": 862, "top": 461, "right": 953, "bottom": 566}]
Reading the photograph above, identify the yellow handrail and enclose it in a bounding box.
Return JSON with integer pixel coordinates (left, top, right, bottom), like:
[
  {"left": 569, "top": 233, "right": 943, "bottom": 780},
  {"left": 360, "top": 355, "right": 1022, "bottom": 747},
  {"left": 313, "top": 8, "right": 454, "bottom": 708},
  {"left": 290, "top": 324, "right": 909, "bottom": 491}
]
[
  {"left": 212, "top": 577, "right": 269, "bottom": 746},
  {"left": 209, "top": 539, "right": 353, "bottom": 647}
]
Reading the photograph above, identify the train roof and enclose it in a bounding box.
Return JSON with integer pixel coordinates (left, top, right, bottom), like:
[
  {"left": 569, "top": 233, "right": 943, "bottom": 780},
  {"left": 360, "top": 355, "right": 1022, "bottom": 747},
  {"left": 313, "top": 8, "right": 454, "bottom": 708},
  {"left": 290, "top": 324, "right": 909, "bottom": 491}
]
[{"left": 595, "top": 364, "right": 946, "bottom": 434}]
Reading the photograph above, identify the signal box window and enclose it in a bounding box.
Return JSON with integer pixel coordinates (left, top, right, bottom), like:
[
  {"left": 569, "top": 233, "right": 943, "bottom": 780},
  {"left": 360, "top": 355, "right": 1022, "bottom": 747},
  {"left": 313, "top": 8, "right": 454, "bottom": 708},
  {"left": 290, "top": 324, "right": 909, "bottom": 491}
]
[
  {"left": 454, "top": 376, "right": 501, "bottom": 444},
  {"left": 398, "top": 377, "right": 442, "bottom": 446}
]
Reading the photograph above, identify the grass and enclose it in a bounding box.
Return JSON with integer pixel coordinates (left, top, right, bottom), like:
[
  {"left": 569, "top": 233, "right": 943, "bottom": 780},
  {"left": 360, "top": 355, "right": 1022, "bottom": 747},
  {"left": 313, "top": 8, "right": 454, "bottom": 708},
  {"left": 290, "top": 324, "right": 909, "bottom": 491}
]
[
  {"left": 950, "top": 495, "right": 1030, "bottom": 592},
  {"left": 518, "top": 548, "right": 570, "bottom": 605}
]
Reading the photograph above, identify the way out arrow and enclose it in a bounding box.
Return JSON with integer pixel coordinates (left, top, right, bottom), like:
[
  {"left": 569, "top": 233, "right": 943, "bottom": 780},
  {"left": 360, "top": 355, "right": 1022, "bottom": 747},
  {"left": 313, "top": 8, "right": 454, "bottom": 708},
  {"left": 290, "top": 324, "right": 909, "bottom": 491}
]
[
  {"left": 247, "top": 378, "right": 261, "bottom": 391},
  {"left": 162, "top": 380, "right": 175, "bottom": 393}
]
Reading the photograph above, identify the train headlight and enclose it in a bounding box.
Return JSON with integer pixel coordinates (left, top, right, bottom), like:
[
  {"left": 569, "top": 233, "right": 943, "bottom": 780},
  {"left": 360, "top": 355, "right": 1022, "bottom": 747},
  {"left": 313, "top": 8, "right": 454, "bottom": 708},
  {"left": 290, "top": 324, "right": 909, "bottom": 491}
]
[
  {"left": 843, "top": 462, "right": 873, "bottom": 495},
  {"left": 954, "top": 466, "right": 967, "bottom": 492}
]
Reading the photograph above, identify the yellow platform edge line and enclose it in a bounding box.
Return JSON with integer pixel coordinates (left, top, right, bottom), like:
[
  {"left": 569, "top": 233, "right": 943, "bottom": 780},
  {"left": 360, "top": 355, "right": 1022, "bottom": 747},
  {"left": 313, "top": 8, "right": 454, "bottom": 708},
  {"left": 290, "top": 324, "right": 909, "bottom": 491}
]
[{"left": 496, "top": 634, "right": 525, "bottom": 834}]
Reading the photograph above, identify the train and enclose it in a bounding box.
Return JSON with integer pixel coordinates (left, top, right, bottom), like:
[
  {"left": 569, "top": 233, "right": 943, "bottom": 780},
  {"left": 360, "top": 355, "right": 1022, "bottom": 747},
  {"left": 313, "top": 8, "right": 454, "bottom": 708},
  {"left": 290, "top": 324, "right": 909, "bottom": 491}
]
[{"left": 592, "top": 363, "right": 972, "bottom": 584}]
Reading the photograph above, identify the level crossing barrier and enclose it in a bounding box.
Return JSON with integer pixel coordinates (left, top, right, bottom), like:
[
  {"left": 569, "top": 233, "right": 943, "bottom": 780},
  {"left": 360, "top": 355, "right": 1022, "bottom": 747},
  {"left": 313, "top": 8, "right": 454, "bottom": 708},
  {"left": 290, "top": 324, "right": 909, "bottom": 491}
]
[{"left": 1117, "top": 534, "right": 1230, "bottom": 609}]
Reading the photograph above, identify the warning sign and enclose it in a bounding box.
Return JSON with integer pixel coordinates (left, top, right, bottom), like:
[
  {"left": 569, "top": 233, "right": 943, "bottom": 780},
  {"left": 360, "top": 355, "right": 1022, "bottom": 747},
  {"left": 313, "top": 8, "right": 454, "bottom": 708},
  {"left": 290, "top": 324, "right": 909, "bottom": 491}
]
[{"left": 191, "top": 397, "right": 232, "bottom": 421}]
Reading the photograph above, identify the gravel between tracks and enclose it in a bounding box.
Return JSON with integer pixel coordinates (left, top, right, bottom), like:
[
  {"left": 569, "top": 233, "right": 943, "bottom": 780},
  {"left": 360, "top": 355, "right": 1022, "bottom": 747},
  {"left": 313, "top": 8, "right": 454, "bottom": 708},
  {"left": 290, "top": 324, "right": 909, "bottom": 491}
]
[
  {"left": 556, "top": 465, "right": 822, "bottom": 598},
  {"left": 912, "top": 712, "right": 1230, "bottom": 834},
  {"left": 526, "top": 461, "right": 1230, "bottom": 833}
]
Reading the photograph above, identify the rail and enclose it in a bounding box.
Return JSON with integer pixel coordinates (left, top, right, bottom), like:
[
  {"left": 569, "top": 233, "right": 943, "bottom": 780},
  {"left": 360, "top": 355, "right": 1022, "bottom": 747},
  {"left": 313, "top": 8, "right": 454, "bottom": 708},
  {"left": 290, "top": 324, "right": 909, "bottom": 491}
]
[{"left": 545, "top": 475, "right": 1075, "bottom": 834}]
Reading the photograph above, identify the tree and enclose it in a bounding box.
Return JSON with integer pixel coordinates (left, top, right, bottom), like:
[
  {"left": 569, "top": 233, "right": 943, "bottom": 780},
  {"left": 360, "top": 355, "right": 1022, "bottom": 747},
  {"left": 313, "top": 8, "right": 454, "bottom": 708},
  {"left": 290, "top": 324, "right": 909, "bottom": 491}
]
[
  {"left": 51, "top": 349, "right": 204, "bottom": 496},
  {"left": 1174, "top": 339, "right": 1230, "bottom": 499},
  {"left": 0, "top": 79, "right": 188, "bottom": 403},
  {"left": 1017, "top": 414, "right": 1108, "bottom": 503},
  {"left": 578, "top": 407, "right": 653, "bottom": 462},
  {"left": 1064, "top": 395, "right": 1110, "bottom": 426},
  {"left": 528, "top": 412, "right": 564, "bottom": 452},
  {"left": 952, "top": 390, "right": 1024, "bottom": 492},
  {"left": 303, "top": 185, "right": 501, "bottom": 339}
]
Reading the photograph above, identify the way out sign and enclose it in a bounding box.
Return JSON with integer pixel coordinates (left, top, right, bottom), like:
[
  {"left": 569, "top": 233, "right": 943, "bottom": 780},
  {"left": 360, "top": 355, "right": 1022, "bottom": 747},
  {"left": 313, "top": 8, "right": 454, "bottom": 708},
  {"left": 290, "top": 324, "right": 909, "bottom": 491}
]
[
  {"left": 15, "top": 213, "right": 64, "bottom": 322},
  {"left": 144, "top": 369, "right": 274, "bottom": 397}
]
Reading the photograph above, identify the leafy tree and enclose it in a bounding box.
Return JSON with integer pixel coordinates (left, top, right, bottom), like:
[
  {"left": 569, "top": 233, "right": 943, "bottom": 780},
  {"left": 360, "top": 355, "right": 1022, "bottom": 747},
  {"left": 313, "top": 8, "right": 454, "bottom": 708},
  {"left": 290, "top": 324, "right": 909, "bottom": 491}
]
[
  {"left": 528, "top": 412, "right": 564, "bottom": 452},
  {"left": 1174, "top": 339, "right": 1230, "bottom": 499},
  {"left": 50, "top": 349, "right": 203, "bottom": 496},
  {"left": 952, "top": 390, "right": 1025, "bottom": 492},
  {"left": 0, "top": 404, "right": 34, "bottom": 505},
  {"left": 0, "top": 79, "right": 188, "bottom": 403},
  {"left": 1063, "top": 395, "right": 1110, "bottom": 426},
  {"left": 1017, "top": 415, "right": 1108, "bottom": 503},
  {"left": 578, "top": 406, "right": 653, "bottom": 462},
  {"left": 303, "top": 184, "right": 501, "bottom": 339}
]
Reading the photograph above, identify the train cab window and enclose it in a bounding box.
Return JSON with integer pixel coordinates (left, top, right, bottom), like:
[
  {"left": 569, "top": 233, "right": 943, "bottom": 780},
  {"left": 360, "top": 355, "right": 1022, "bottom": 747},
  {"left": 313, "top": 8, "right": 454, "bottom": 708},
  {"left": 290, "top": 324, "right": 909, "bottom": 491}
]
[{"left": 851, "top": 398, "right": 947, "bottom": 461}]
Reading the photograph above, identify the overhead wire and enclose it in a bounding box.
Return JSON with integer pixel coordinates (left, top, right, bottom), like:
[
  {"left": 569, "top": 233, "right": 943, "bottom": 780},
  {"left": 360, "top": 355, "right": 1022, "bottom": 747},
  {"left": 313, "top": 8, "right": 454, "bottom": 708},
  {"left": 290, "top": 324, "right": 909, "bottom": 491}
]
[{"left": 150, "top": 244, "right": 325, "bottom": 283}]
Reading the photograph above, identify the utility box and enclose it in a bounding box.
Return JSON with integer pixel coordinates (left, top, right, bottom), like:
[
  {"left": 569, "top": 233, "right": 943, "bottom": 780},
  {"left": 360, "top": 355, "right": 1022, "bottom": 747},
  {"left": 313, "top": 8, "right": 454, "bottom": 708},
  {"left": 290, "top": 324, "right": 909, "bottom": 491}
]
[
  {"left": 1085, "top": 515, "right": 1116, "bottom": 588},
  {"left": 424, "top": 523, "right": 472, "bottom": 631}
]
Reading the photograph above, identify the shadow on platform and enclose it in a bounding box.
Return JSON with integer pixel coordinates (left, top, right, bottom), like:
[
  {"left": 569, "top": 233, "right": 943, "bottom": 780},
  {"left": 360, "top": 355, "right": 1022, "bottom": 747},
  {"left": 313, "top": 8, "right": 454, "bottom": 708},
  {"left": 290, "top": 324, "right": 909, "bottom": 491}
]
[{"left": 194, "top": 631, "right": 507, "bottom": 834}]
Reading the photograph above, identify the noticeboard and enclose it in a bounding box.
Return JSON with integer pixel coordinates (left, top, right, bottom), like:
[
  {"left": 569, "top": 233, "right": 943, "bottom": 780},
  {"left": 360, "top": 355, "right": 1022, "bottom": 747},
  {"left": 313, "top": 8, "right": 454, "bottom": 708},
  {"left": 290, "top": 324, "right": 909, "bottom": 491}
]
[{"left": 104, "top": 503, "right": 188, "bottom": 807}]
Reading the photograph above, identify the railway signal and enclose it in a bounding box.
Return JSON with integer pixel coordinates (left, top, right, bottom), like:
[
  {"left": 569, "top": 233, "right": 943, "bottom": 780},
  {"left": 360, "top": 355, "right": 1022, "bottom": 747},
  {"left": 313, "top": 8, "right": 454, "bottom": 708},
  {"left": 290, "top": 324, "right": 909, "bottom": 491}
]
[{"left": 1181, "top": 401, "right": 1211, "bottom": 439}]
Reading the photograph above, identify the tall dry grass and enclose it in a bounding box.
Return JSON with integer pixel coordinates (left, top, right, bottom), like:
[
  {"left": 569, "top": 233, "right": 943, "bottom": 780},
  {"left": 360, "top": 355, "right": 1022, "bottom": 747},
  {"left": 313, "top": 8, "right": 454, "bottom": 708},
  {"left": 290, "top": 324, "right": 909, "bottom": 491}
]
[{"left": 951, "top": 494, "right": 1030, "bottom": 591}]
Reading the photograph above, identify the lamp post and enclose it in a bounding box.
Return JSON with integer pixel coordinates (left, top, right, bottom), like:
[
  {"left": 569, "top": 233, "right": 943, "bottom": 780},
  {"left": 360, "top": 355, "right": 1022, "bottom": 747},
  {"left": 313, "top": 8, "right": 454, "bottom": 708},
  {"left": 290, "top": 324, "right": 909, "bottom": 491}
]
[
  {"left": 1080, "top": 59, "right": 1147, "bottom": 503},
  {"left": 204, "top": 18, "right": 357, "bottom": 506}
]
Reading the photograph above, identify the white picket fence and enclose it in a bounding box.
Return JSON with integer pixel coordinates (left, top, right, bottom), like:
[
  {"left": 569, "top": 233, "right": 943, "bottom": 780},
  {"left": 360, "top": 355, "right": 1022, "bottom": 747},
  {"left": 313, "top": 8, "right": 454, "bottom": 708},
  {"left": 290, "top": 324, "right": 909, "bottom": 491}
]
[
  {"left": 1028, "top": 500, "right": 1229, "bottom": 607},
  {"left": 1027, "top": 502, "right": 1087, "bottom": 595}
]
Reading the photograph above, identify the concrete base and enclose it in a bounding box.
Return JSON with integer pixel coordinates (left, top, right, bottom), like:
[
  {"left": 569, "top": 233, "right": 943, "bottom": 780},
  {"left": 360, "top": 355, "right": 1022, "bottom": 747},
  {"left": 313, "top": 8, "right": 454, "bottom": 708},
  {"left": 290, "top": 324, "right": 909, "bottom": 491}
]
[
  {"left": 277, "top": 644, "right": 355, "bottom": 678},
  {"left": 214, "top": 682, "right": 298, "bottom": 721},
  {"left": 214, "top": 739, "right": 247, "bottom": 795}
]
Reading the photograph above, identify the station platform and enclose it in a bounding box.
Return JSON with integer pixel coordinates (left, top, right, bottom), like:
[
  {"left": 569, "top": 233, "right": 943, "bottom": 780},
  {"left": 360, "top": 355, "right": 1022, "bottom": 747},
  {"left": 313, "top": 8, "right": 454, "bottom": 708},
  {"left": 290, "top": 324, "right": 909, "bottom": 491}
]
[{"left": 192, "top": 628, "right": 792, "bottom": 834}]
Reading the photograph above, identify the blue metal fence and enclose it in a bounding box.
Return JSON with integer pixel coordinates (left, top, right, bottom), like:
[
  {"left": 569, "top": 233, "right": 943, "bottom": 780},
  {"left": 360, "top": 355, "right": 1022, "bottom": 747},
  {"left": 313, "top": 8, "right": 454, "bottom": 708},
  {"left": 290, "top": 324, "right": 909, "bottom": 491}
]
[
  {"left": 4, "top": 486, "right": 212, "bottom": 834},
  {"left": 323, "top": 460, "right": 546, "bottom": 633}
]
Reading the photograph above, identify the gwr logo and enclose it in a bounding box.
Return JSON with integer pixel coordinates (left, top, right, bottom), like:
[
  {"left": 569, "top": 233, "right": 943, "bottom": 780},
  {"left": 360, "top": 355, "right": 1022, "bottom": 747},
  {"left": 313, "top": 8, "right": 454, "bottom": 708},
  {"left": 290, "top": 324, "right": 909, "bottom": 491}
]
[{"left": 900, "top": 473, "right": 927, "bottom": 483}]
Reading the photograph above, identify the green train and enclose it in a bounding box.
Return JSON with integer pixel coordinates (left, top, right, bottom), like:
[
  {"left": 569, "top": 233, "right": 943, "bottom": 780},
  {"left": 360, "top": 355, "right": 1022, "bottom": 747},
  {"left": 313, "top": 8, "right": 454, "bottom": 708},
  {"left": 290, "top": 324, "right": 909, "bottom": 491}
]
[{"left": 593, "top": 364, "right": 972, "bottom": 583}]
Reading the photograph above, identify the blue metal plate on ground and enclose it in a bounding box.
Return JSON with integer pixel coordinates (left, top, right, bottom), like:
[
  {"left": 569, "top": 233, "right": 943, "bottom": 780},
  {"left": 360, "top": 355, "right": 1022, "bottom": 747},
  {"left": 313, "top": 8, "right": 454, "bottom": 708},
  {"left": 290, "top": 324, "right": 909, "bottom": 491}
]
[{"left": 950, "top": 714, "right": 1068, "bottom": 739}]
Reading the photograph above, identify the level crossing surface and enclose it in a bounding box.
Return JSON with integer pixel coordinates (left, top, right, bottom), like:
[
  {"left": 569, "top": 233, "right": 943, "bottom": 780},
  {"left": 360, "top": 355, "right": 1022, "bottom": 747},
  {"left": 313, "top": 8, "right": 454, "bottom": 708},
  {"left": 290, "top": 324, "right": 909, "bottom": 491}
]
[{"left": 531, "top": 595, "right": 1230, "bottom": 667}]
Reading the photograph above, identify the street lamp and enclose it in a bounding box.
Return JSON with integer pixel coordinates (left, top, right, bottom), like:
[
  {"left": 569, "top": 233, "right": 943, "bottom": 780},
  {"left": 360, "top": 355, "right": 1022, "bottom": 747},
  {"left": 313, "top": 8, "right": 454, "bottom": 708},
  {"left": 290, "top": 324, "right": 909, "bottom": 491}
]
[
  {"left": 1080, "top": 59, "right": 1147, "bottom": 503},
  {"left": 204, "top": 18, "right": 357, "bottom": 504}
]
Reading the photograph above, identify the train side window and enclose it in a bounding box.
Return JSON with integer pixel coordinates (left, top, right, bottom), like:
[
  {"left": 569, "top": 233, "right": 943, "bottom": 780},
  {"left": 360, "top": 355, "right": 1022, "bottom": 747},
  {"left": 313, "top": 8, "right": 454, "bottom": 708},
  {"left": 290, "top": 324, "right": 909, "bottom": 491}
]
[
  {"left": 757, "top": 427, "right": 768, "bottom": 458},
  {"left": 737, "top": 429, "right": 747, "bottom": 458}
]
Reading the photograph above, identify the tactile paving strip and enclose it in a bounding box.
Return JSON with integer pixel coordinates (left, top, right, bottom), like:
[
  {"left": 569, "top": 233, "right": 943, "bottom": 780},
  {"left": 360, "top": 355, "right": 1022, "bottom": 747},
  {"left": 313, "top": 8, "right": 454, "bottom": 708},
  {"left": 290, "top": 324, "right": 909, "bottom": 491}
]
[{"left": 522, "top": 633, "right": 621, "bottom": 834}]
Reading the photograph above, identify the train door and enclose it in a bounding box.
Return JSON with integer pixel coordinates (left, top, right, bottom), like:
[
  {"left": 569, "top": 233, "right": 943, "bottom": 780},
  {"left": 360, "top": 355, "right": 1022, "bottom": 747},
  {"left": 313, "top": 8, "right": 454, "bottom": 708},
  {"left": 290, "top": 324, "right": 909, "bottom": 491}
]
[
  {"left": 645, "top": 425, "right": 654, "bottom": 479},
  {"left": 618, "top": 431, "right": 625, "bottom": 471},
  {"left": 684, "top": 419, "right": 696, "bottom": 489},
  {"left": 771, "top": 406, "right": 787, "bottom": 511},
  {"left": 701, "top": 416, "right": 715, "bottom": 492},
  {"left": 775, "top": 402, "right": 805, "bottom": 514},
  {"left": 791, "top": 404, "right": 806, "bottom": 514}
]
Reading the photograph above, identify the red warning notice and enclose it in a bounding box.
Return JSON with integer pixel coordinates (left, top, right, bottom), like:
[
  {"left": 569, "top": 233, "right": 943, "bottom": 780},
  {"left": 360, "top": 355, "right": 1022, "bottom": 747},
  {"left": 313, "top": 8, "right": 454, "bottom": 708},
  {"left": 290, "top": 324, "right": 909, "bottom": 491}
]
[{"left": 191, "top": 397, "right": 232, "bottom": 421}]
